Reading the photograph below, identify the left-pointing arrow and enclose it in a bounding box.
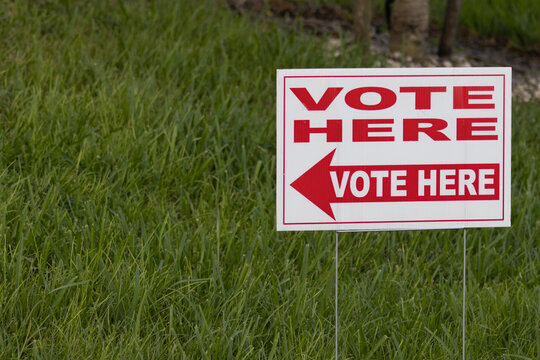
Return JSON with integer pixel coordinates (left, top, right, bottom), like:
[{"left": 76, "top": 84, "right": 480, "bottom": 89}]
[
  {"left": 290, "top": 149, "right": 339, "bottom": 220},
  {"left": 291, "top": 150, "right": 502, "bottom": 221}
]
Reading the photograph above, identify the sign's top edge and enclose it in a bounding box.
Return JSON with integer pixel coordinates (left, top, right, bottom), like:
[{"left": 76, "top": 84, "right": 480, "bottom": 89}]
[
  {"left": 277, "top": 67, "right": 512, "bottom": 71},
  {"left": 277, "top": 67, "right": 512, "bottom": 76}
]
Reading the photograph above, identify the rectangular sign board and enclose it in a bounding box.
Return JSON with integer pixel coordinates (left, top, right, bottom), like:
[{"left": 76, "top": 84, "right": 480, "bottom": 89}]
[{"left": 277, "top": 67, "right": 511, "bottom": 231}]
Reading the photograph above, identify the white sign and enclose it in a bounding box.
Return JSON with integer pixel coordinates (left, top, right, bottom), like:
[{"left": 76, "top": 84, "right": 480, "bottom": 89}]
[{"left": 277, "top": 67, "right": 511, "bottom": 231}]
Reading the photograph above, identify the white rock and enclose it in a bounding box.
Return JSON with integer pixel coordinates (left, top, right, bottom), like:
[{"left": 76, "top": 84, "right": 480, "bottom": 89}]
[{"left": 387, "top": 59, "right": 399, "bottom": 68}]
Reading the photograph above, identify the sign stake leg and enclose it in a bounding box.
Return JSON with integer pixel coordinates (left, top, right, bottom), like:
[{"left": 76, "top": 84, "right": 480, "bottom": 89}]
[
  {"left": 462, "top": 228, "right": 467, "bottom": 360},
  {"left": 335, "top": 231, "right": 339, "bottom": 360}
]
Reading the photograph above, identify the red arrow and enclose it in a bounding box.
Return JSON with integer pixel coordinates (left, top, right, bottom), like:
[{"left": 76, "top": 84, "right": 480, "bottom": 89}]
[
  {"left": 290, "top": 149, "right": 500, "bottom": 220},
  {"left": 290, "top": 149, "right": 339, "bottom": 220}
]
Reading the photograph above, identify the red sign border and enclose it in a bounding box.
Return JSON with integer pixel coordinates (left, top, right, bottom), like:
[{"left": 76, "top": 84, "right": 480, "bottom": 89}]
[{"left": 281, "top": 73, "right": 507, "bottom": 226}]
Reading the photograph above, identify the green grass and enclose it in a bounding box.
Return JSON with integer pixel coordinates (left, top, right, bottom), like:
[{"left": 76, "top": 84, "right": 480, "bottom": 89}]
[{"left": 0, "top": 0, "right": 538, "bottom": 359}]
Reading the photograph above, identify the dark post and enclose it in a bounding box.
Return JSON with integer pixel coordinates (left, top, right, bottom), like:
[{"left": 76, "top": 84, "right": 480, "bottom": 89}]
[
  {"left": 438, "top": 0, "right": 463, "bottom": 57},
  {"left": 353, "top": 0, "right": 372, "bottom": 44}
]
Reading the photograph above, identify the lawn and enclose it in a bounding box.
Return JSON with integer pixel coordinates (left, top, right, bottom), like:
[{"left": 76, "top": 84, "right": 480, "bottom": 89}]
[{"left": 0, "top": 0, "right": 538, "bottom": 359}]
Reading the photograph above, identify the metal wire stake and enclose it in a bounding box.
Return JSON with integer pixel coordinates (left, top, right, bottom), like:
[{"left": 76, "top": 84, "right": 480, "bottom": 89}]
[
  {"left": 335, "top": 231, "right": 339, "bottom": 360},
  {"left": 462, "top": 228, "right": 467, "bottom": 360}
]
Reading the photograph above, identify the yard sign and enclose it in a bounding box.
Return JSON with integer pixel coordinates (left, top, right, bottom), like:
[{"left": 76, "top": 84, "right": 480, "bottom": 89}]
[{"left": 277, "top": 67, "right": 511, "bottom": 231}]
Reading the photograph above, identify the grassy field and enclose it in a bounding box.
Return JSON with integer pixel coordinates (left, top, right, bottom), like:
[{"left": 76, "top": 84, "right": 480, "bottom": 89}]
[{"left": 0, "top": 0, "right": 539, "bottom": 359}]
